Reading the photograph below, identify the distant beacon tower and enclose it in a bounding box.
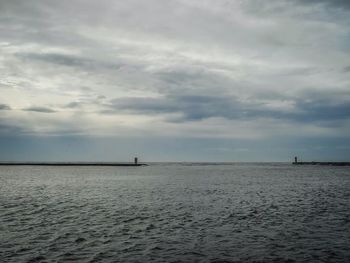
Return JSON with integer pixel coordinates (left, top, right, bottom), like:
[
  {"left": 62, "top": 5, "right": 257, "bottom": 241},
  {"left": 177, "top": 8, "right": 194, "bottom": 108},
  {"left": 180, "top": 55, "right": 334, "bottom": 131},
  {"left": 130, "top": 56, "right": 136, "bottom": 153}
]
[
  {"left": 294, "top": 156, "right": 298, "bottom": 164},
  {"left": 134, "top": 157, "right": 138, "bottom": 165}
]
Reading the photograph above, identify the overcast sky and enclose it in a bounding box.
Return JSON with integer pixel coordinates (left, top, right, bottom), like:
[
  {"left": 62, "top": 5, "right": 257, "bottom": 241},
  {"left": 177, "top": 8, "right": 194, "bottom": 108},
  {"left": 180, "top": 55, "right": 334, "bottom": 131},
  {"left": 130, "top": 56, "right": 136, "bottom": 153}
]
[{"left": 0, "top": 0, "right": 349, "bottom": 162}]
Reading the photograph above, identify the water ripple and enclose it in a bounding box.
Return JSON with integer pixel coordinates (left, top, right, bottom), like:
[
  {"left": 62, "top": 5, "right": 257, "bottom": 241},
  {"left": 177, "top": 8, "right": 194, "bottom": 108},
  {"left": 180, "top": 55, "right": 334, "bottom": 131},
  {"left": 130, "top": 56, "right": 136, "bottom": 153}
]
[{"left": 1, "top": 164, "right": 350, "bottom": 262}]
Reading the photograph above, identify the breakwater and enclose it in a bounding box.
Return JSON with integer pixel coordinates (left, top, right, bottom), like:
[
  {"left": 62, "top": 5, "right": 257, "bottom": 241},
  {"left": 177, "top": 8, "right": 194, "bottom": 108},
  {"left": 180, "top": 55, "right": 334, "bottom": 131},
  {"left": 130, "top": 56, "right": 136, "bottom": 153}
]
[
  {"left": 292, "top": 157, "right": 350, "bottom": 166},
  {"left": 293, "top": 161, "right": 350, "bottom": 166},
  {"left": 0, "top": 162, "right": 147, "bottom": 166}
]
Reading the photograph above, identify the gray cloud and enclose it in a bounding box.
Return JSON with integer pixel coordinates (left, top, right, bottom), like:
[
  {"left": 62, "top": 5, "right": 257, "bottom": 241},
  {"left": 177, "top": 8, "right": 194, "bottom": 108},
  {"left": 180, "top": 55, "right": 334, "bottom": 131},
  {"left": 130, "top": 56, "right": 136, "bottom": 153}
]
[
  {"left": 109, "top": 94, "right": 350, "bottom": 123},
  {"left": 23, "top": 106, "right": 56, "bottom": 113},
  {"left": 297, "top": 0, "right": 350, "bottom": 10},
  {"left": 0, "top": 104, "right": 11, "bottom": 110},
  {"left": 0, "top": 124, "right": 25, "bottom": 136},
  {"left": 296, "top": 100, "right": 350, "bottom": 122},
  {"left": 343, "top": 66, "right": 350, "bottom": 72},
  {"left": 17, "top": 53, "right": 91, "bottom": 67},
  {"left": 16, "top": 52, "right": 123, "bottom": 71},
  {"left": 65, "top": 102, "right": 81, "bottom": 108}
]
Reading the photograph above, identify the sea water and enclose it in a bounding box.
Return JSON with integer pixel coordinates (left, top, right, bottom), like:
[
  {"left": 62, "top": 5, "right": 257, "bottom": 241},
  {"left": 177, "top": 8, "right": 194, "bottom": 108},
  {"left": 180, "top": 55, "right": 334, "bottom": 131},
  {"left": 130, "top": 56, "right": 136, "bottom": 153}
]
[{"left": 1, "top": 163, "right": 350, "bottom": 262}]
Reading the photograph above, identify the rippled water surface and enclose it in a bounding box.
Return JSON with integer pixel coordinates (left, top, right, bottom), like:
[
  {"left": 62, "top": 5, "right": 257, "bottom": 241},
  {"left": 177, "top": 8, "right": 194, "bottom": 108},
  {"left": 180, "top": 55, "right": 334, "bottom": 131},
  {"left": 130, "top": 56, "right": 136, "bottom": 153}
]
[{"left": 1, "top": 163, "right": 350, "bottom": 262}]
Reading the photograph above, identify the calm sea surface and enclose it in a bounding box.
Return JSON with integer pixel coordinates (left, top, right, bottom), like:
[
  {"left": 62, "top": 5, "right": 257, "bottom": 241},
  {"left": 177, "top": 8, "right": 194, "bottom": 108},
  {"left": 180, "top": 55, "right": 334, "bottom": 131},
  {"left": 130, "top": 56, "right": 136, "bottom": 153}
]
[{"left": 1, "top": 163, "right": 350, "bottom": 262}]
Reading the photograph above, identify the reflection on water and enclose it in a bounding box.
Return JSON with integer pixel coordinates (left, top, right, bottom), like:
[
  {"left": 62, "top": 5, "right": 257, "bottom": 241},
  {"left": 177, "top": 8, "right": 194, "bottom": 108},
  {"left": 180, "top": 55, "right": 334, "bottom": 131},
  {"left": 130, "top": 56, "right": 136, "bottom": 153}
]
[{"left": 1, "top": 163, "right": 350, "bottom": 262}]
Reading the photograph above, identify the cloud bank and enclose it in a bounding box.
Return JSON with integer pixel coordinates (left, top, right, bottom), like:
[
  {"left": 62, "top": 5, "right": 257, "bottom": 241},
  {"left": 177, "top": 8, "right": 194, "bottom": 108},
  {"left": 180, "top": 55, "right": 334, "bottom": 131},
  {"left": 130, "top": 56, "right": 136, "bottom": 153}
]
[{"left": 0, "top": 0, "right": 349, "bottom": 161}]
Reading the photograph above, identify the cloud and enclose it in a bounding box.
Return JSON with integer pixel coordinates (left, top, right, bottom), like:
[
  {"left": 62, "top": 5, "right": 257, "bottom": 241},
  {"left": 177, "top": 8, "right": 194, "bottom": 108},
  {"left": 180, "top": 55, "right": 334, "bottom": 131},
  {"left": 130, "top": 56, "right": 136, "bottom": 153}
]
[
  {"left": 0, "top": 0, "right": 349, "bottom": 160},
  {"left": 23, "top": 106, "right": 56, "bottom": 113},
  {"left": 17, "top": 53, "right": 93, "bottom": 67},
  {"left": 109, "top": 94, "right": 350, "bottom": 123},
  {"left": 0, "top": 123, "right": 25, "bottom": 136},
  {"left": 0, "top": 104, "right": 11, "bottom": 110},
  {"left": 16, "top": 52, "right": 123, "bottom": 71},
  {"left": 343, "top": 66, "right": 350, "bottom": 72},
  {"left": 65, "top": 102, "right": 81, "bottom": 108},
  {"left": 295, "top": 100, "right": 350, "bottom": 122},
  {"left": 297, "top": 0, "right": 350, "bottom": 10}
]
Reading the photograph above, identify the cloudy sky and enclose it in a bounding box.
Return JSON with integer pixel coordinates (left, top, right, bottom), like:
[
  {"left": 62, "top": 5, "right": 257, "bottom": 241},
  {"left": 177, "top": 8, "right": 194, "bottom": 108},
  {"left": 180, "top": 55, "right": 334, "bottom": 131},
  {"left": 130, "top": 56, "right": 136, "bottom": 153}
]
[{"left": 0, "top": 0, "right": 349, "bottom": 162}]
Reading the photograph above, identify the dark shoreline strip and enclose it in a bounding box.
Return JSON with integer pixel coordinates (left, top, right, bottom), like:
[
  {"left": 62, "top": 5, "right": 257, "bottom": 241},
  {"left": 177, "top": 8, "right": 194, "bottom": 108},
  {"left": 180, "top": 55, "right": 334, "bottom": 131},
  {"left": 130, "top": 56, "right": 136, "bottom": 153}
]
[
  {"left": 293, "top": 162, "right": 350, "bottom": 166},
  {"left": 0, "top": 162, "right": 147, "bottom": 166}
]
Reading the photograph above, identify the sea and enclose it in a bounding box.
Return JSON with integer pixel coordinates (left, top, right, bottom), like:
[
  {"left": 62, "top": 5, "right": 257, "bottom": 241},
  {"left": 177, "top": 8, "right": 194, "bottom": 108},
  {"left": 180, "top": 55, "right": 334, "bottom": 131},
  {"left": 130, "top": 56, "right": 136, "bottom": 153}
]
[{"left": 1, "top": 163, "right": 350, "bottom": 262}]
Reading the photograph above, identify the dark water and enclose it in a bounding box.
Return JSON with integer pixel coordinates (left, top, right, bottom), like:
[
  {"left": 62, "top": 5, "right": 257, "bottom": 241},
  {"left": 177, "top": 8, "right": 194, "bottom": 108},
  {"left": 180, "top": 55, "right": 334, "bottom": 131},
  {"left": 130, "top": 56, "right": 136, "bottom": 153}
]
[{"left": 1, "top": 163, "right": 350, "bottom": 262}]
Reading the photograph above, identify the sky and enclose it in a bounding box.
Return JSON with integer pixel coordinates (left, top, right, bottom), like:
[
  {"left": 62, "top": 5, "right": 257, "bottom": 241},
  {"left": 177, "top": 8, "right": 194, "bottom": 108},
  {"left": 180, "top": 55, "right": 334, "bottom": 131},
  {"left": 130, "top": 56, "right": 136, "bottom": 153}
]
[{"left": 0, "top": 0, "right": 350, "bottom": 162}]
